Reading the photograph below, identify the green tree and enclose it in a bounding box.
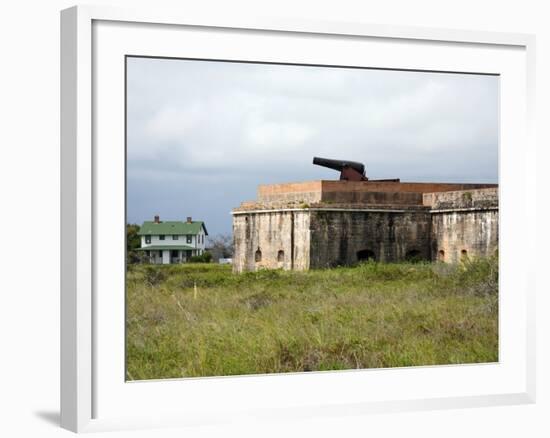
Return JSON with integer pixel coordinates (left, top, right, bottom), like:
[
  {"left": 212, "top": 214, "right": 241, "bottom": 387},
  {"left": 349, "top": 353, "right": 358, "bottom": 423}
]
[{"left": 126, "top": 224, "right": 142, "bottom": 264}]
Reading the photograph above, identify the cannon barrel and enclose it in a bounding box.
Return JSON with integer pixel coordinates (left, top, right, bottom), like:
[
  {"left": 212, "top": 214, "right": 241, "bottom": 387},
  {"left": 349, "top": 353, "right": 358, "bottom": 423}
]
[
  {"left": 313, "top": 157, "right": 366, "bottom": 176},
  {"left": 312, "top": 156, "right": 400, "bottom": 183}
]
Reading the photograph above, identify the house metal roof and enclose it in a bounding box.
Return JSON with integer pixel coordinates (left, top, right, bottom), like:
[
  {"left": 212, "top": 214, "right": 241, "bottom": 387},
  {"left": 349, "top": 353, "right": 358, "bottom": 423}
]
[
  {"left": 137, "top": 245, "right": 196, "bottom": 251},
  {"left": 137, "top": 221, "right": 208, "bottom": 236}
]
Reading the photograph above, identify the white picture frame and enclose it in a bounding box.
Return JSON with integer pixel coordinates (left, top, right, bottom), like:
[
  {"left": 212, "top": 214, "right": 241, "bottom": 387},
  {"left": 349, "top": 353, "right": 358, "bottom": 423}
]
[{"left": 60, "top": 5, "right": 536, "bottom": 433}]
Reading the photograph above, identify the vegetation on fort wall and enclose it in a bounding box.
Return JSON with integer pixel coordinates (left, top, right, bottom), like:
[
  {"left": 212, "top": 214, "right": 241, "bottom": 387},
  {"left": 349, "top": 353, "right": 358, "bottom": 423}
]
[{"left": 126, "top": 256, "right": 498, "bottom": 380}]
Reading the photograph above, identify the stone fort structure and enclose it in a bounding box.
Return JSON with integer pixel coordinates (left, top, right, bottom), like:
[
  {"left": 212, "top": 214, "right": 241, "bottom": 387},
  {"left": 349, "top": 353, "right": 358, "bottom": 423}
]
[{"left": 232, "top": 160, "right": 498, "bottom": 273}]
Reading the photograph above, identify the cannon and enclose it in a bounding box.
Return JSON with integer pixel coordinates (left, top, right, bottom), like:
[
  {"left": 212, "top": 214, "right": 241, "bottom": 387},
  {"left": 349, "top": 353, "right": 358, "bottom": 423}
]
[{"left": 313, "top": 157, "right": 400, "bottom": 182}]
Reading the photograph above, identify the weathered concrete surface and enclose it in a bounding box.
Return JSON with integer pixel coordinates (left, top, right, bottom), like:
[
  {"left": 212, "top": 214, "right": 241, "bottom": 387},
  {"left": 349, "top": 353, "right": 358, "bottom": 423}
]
[
  {"left": 233, "top": 182, "right": 499, "bottom": 272},
  {"left": 430, "top": 210, "right": 498, "bottom": 263},
  {"left": 232, "top": 210, "right": 311, "bottom": 273},
  {"left": 309, "top": 209, "right": 432, "bottom": 268},
  {"left": 427, "top": 188, "right": 499, "bottom": 263},
  {"left": 233, "top": 206, "right": 433, "bottom": 272},
  {"left": 423, "top": 188, "right": 498, "bottom": 210}
]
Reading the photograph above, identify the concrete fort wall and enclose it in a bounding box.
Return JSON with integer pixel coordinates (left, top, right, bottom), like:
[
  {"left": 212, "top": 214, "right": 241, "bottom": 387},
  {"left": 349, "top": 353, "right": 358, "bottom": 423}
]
[
  {"left": 426, "top": 189, "right": 499, "bottom": 263},
  {"left": 232, "top": 184, "right": 499, "bottom": 272},
  {"left": 233, "top": 207, "right": 432, "bottom": 272},
  {"left": 423, "top": 187, "right": 499, "bottom": 210},
  {"left": 430, "top": 211, "right": 499, "bottom": 263},
  {"left": 308, "top": 209, "right": 432, "bottom": 268},
  {"left": 232, "top": 210, "right": 311, "bottom": 273}
]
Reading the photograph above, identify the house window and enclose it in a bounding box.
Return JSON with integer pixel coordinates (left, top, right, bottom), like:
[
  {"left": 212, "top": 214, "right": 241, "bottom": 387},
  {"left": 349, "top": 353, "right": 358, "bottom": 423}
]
[
  {"left": 277, "top": 250, "right": 284, "bottom": 262},
  {"left": 187, "top": 235, "right": 192, "bottom": 244},
  {"left": 145, "top": 236, "right": 151, "bottom": 244},
  {"left": 159, "top": 235, "right": 165, "bottom": 240},
  {"left": 172, "top": 235, "right": 178, "bottom": 240}
]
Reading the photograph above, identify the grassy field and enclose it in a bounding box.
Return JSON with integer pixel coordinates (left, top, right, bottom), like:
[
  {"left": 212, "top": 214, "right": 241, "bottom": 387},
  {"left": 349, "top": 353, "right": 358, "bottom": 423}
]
[{"left": 126, "top": 256, "right": 498, "bottom": 380}]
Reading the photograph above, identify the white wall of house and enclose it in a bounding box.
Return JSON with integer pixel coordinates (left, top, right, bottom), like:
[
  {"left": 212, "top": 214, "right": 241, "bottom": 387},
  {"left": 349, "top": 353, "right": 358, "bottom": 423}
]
[
  {"left": 141, "top": 226, "right": 207, "bottom": 251},
  {"left": 196, "top": 229, "right": 207, "bottom": 250},
  {"left": 141, "top": 235, "right": 188, "bottom": 247},
  {"left": 141, "top": 231, "right": 207, "bottom": 249},
  {"left": 144, "top": 250, "right": 163, "bottom": 264},
  {"left": 139, "top": 224, "right": 207, "bottom": 263}
]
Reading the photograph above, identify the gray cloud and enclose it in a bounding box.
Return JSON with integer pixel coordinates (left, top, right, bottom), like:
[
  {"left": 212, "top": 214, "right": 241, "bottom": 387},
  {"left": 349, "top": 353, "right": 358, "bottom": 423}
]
[{"left": 127, "top": 57, "right": 498, "bottom": 236}]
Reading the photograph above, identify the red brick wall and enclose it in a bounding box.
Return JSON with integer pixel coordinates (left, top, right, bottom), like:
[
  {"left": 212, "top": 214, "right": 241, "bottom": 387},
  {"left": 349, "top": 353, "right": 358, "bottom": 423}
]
[{"left": 256, "top": 180, "right": 497, "bottom": 205}]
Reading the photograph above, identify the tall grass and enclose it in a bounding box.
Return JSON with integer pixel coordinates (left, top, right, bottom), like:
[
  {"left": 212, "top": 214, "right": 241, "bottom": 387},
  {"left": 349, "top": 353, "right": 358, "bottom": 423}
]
[{"left": 126, "top": 255, "right": 498, "bottom": 380}]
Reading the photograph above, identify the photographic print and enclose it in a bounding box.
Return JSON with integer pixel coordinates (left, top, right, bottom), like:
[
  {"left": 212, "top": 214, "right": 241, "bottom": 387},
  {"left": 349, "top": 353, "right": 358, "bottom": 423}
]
[{"left": 125, "top": 57, "right": 498, "bottom": 380}]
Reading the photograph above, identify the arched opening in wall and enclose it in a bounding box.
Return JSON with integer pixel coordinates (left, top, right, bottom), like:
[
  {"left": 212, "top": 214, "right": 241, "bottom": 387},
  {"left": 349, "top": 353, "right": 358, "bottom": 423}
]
[
  {"left": 277, "top": 250, "right": 284, "bottom": 262},
  {"left": 357, "top": 249, "right": 376, "bottom": 262},
  {"left": 438, "top": 250, "right": 445, "bottom": 262},
  {"left": 405, "top": 249, "right": 422, "bottom": 263},
  {"left": 255, "top": 248, "right": 262, "bottom": 262},
  {"left": 461, "top": 249, "right": 468, "bottom": 261}
]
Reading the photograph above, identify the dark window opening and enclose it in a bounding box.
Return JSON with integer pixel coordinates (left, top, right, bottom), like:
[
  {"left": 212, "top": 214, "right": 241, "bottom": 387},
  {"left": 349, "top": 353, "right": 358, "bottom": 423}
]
[
  {"left": 172, "top": 235, "right": 178, "bottom": 240},
  {"left": 405, "top": 249, "right": 422, "bottom": 263},
  {"left": 438, "top": 250, "right": 445, "bottom": 261},
  {"left": 145, "top": 235, "right": 151, "bottom": 244},
  {"left": 159, "top": 235, "right": 165, "bottom": 240},
  {"left": 171, "top": 250, "right": 178, "bottom": 257},
  {"left": 277, "top": 250, "right": 284, "bottom": 262},
  {"left": 357, "top": 249, "right": 376, "bottom": 262},
  {"left": 187, "top": 235, "right": 192, "bottom": 244},
  {"left": 461, "top": 249, "right": 468, "bottom": 260},
  {"left": 255, "top": 248, "right": 262, "bottom": 262}
]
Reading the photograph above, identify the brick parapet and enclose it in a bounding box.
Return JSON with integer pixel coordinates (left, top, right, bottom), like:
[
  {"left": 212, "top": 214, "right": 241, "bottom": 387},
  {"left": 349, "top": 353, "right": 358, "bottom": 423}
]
[
  {"left": 233, "top": 201, "right": 430, "bottom": 213},
  {"left": 256, "top": 180, "right": 498, "bottom": 205},
  {"left": 423, "top": 188, "right": 498, "bottom": 210}
]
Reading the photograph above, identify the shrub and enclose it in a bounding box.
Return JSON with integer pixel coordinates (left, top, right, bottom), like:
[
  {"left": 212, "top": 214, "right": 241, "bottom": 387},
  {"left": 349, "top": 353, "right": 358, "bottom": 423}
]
[
  {"left": 127, "top": 250, "right": 149, "bottom": 266},
  {"left": 188, "top": 252, "right": 213, "bottom": 263},
  {"left": 457, "top": 254, "right": 498, "bottom": 296},
  {"left": 143, "top": 266, "right": 167, "bottom": 288}
]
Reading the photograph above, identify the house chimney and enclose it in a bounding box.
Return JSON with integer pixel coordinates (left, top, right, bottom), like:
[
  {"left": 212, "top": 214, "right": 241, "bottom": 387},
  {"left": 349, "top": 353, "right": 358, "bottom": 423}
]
[
  {"left": 186, "top": 216, "right": 192, "bottom": 223},
  {"left": 154, "top": 215, "right": 160, "bottom": 223}
]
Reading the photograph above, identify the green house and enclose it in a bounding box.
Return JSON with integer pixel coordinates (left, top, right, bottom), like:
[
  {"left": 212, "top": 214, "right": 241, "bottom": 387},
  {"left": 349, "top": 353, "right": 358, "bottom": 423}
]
[{"left": 138, "top": 215, "right": 208, "bottom": 264}]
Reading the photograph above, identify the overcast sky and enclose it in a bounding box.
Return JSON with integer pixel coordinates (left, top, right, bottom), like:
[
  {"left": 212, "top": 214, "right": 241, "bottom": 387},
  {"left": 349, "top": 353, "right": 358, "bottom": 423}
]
[{"left": 126, "top": 57, "right": 498, "bottom": 237}]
